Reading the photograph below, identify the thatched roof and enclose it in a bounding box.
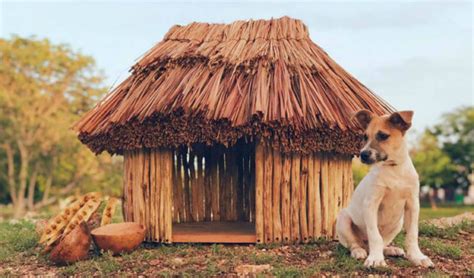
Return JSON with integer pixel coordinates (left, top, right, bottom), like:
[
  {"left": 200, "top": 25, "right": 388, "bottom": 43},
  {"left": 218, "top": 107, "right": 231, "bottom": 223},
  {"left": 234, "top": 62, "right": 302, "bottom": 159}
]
[{"left": 74, "top": 17, "right": 393, "bottom": 155}]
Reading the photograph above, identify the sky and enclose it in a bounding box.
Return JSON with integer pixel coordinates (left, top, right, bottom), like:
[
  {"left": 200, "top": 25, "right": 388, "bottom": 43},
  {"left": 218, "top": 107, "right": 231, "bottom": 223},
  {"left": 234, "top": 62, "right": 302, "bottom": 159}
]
[{"left": 1, "top": 0, "right": 472, "bottom": 133}]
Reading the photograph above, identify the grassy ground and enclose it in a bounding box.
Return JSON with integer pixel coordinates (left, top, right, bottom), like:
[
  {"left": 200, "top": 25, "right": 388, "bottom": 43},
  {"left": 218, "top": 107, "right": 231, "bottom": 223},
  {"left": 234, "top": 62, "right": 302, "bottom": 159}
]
[
  {"left": 420, "top": 204, "right": 474, "bottom": 220},
  {"left": 0, "top": 208, "right": 473, "bottom": 276}
]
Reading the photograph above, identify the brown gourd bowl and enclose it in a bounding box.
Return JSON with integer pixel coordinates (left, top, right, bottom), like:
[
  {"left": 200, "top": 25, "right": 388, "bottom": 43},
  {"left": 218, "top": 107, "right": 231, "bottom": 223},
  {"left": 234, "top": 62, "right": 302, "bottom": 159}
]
[{"left": 91, "top": 222, "right": 145, "bottom": 255}]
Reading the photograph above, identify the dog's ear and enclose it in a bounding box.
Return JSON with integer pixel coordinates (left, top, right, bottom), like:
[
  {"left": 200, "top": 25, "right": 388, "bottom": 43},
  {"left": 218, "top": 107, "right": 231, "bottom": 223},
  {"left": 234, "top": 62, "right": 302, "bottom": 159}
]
[
  {"left": 353, "top": 109, "right": 373, "bottom": 129},
  {"left": 388, "top": 111, "right": 414, "bottom": 132}
]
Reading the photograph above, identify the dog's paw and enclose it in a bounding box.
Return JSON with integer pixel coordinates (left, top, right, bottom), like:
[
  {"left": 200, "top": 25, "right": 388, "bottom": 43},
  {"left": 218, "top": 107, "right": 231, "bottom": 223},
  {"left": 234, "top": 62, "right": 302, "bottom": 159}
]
[
  {"left": 351, "top": 247, "right": 367, "bottom": 259},
  {"left": 384, "top": 246, "right": 405, "bottom": 257},
  {"left": 364, "top": 255, "right": 387, "bottom": 268},
  {"left": 407, "top": 254, "right": 434, "bottom": 268}
]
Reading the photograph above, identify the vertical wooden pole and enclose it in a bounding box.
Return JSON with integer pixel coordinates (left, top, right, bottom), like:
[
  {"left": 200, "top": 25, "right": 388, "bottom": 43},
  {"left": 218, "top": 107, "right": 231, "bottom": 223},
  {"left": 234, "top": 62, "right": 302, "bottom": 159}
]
[
  {"left": 204, "top": 150, "right": 212, "bottom": 221},
  {"left": 255, "top": 141, "right": 264, "bottom": 244},
  {"left": 313, "top": 154, "right": 322, "bottom": 239},
  {"left": 189, "top": 151, "right": 199, "bottom": 222},
  {"left": 236, "top": 146, "right": 244, "bottom": 221},
  {"left": 176, "top": 151, "right": 185, "bottom": 222},
  {"left": 197, "top": 152, "right": 204, "bottom": 221},
  {"left": 300, "top": 156, "right": 309, "bottom": 243},
  {"left": 135, "top": 151, "right": 144, "bottom": 227},
  {"left": 144, "top": 150, "right": 151, "bottom": 240},
  {"left": 150, "top": 150, "right": 157, "bottom": 241},
  {"left": 229, "top": 150, "right": 239, "bottom": 221},
  {"left": 219, "top": 149, "right": 226, "bottom": 220},
  {"left": 320, "top": 154, "right": 329, "bottom": 237},
  {"left": 307, "top": 155, "right": 314, "bottom": 240},
  {"left": 291, "top": 154, "right": 301, "bottom": 243},
  {"left": 272, "top": 151, "right": 282, "bottom": 242},
  {"left": 153, "top": 149, "right": 162, "bottom": 242},
  {"left": 164, "top": 149, "right": 173, "bottom": 243},
  {"left": 263, "top": 145, "right": 273, "bottom": 243},
  {"left": 250, "top": 144, "right": 256, "bottom": 223},
  {"left": 281, "top": 154, "right": 291, "bottom": 243},
  {"left": 172, "top": 150, "right": 179, "bottom": 223},
  {"left": 183, "top": 148, "right": 191, "bottom": 222},
  {"left": 210, "top": 150, "right": 220, "bottom": 221}
]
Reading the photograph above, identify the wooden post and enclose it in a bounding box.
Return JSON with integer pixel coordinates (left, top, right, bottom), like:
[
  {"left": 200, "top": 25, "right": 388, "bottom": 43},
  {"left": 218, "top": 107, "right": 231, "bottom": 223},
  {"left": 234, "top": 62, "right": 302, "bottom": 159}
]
[
  {"left": 272, "top": 151, "right": 282, "bottom": 242},
  {"left": 320, "top": 154, "right": 329, "bottom": 237},
  {"left": 281, "top": 154, "right": 291, "bottom": 243},
  {"left": 313, "top": 154, "right": 322, "bottom": 239},
  {"left": 164, "top": 149, "right": 173, "bottom": 243},
  {"left": 151, "top": 150, "right": 157, "bottom": 241},
  {"left": 300, "top": 156, "right": 309, "bottom": 243},
  {"left": 255, "top": 141, "right": 264, "bottom": 244},
  {"left": 197, "top": 152, "right": 204, "bottom": 221},
  {"left": 183, "top": 148, "right": 191, "bottom": 222},
  {"left": 263, "top": 145, "right": 273, "bottom": 243},
  {"left": 204, "top": 150, "right": 212, "bottom": 221},
  {"left": 290, "top": 154, "right": 301, "bottom": 243},
  {"left": 210, "top": 150, "right": 220, "bottom": 221},
  {"left": 219, "top": 149, "right": 226, "bottom": 220},
  {"left": 307, "top": 155, "right": 314, "bottom": 240},
  {"left": 143, "top": 150, "right": 150, "bottom": 240}
]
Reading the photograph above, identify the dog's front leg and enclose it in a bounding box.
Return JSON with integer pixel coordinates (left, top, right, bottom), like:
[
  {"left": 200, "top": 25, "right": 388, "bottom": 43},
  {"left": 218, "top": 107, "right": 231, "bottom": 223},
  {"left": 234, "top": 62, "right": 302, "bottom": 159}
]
[
  {"left": 404, "top": 194, "right": 434, "bottom": 267},
  {"left": 363, "top": 187, "right": 386, "bottom": 268}
]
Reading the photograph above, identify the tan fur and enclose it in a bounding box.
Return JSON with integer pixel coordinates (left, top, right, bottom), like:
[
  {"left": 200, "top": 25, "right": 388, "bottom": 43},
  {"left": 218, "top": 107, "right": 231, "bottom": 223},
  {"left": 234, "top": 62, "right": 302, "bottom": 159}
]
[{"left": 336, "top": 110, "right": 434, "bottom": 268}]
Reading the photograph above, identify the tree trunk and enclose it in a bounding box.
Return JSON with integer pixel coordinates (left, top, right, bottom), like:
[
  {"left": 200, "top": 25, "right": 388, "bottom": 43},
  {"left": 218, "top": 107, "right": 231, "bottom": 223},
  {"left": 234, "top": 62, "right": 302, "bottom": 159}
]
[
  {"left": 27, "top": 163, "right": 39, "bottom": 211},
  {"left": 13, "top": 140, "right": 29, "bottom": 218},
  {"left": 2, "top": 143, "right": 17, "bottom": 205},
  {"left": 39, "top": 157, "right": 56, "bottom": 206},
  {"left": 429, "top": 188, "right": 437, "bottom": 210}
]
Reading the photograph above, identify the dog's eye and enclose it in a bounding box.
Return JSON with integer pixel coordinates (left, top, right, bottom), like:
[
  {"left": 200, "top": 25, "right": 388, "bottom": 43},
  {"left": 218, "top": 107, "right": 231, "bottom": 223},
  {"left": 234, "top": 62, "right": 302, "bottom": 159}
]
[
  {"left": 363, "top": 134, "right": 368, "bottom": 141},
  {"left": 376, "top": 132, "right": 390, "bottom": 141}
]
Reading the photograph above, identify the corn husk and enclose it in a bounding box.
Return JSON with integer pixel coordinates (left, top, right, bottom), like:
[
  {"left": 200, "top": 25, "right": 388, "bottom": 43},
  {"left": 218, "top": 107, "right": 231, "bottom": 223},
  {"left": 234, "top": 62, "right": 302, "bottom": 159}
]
[{"left": 100, "top": 197, "right": 119, "bottom": 226}]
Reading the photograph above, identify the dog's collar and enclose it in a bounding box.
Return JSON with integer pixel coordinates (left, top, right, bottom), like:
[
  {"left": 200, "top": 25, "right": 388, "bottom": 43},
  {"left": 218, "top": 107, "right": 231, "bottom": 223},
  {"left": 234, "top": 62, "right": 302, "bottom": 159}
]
[{"left": 382, "top": 160, "right": 398, "bottom": 166}]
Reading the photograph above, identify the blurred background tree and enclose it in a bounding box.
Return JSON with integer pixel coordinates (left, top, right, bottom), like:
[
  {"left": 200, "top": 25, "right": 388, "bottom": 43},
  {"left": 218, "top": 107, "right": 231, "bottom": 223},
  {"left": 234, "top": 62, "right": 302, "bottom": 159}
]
[
  {"left": 432, "top": 107, "right": 473, "bottom": 189},
  {"left": 0, "top": 36, "right": 122, "bottom": 218}
]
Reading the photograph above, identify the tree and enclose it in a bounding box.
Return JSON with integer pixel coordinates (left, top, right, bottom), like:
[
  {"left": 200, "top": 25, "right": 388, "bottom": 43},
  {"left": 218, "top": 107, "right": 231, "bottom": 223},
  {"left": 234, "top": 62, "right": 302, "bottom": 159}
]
[
  {"left": 432, "top": 106, "right": 474, "bottom": 189},
  {"left": 0, "top": 36, "right": 121, "bottom": 218},
  {"left": 412, "top": 131, "right": 457, "bottom": 189}
]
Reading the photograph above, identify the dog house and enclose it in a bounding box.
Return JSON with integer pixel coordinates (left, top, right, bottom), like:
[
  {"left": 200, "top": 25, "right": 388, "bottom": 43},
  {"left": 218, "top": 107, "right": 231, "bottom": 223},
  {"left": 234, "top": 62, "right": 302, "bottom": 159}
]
[{"left": 74, "top": 17, "right": 392, "bottom": 244}]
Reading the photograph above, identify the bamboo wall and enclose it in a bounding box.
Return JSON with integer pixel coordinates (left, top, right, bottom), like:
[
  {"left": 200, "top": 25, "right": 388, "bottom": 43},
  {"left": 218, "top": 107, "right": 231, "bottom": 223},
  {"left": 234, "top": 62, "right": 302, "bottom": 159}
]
[
  {"left": 171, "top": 143, "right": 255, "bottom": 223},
  {"left": 122, "top": 141, "right": 353, "bottom": 244},
  {"left": 254, "top": 142, "right": 353, "bottom": 244},
  {"left": 123, "top": 149, "right": 173, "bottom": 243}
]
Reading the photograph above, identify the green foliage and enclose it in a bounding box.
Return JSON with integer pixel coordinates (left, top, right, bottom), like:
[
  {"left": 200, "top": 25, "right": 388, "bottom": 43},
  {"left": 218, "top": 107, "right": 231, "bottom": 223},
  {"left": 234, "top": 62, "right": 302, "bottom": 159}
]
[
  {"left": 412, "top": 131, "right": 457, "bottom": 188},
  {"left": 432, "top": 107, "right": 473, "bottom": 188},
  {"left": 0, "top": 36, "right": 123, "bottom": 213},
  {"left": 352, "top": 158, "right": 369, "bottom": 186}
]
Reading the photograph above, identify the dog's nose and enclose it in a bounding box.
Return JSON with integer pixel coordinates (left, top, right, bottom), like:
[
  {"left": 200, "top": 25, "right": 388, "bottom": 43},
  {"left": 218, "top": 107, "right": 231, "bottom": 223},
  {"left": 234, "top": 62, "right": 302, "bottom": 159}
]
[{"left": 360, "top": 150, "right": 372, "bottom": 162}]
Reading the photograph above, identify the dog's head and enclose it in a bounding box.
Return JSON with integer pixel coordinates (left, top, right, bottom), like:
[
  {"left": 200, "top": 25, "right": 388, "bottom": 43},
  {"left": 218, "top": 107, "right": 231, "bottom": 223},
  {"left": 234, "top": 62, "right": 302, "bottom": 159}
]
[{"left": 353, "top": 109, "right": 413, "bottom": 165}]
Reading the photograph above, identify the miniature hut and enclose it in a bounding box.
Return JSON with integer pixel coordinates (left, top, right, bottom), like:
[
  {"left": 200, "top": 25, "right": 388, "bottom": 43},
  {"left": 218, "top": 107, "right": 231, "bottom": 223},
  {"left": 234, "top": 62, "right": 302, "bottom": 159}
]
[{"left": 74, "top": 17, "right": 392, "bottom": 244}]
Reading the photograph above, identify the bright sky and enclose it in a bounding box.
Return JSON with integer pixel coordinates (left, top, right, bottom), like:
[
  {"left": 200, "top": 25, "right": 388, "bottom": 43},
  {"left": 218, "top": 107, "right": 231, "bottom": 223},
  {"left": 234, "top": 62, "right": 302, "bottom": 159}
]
[{"left": 1, "top": 0, "right": 472, "bottom": 133}]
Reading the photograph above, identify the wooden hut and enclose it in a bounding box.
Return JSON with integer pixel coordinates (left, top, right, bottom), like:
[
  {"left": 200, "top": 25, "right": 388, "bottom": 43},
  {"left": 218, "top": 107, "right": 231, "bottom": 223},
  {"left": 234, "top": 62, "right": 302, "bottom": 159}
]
[{"left": 74, "top": 17, "right": 392, "bottom": 244}]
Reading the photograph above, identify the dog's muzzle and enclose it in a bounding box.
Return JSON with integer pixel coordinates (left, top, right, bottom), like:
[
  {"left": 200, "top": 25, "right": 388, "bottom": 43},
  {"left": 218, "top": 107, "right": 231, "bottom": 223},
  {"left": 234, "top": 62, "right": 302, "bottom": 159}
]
[{"left": 360, "top": 150, "right": 374, "bottom": 164}]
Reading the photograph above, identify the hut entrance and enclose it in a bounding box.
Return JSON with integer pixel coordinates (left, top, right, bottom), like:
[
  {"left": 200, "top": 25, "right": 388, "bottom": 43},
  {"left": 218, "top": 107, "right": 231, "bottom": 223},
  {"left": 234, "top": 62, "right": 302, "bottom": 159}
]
[{"left": 171, "top": 141, "right": 256, "bottom": 243}]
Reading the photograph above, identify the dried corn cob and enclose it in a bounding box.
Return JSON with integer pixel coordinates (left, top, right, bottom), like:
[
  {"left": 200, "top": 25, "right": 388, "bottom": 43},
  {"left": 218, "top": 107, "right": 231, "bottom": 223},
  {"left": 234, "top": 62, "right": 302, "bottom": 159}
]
[
  {"left": 40, "top": 192, "right": 102, "bottom": 246},
  {"left": 39, "top": 199, "right": 82, "bottom": 245},
  {"left": 100, "top": 197, "right": 119, "bottom": 226},
  {"left": 60, "top": 198, "right": 101, "bottom": 242}
]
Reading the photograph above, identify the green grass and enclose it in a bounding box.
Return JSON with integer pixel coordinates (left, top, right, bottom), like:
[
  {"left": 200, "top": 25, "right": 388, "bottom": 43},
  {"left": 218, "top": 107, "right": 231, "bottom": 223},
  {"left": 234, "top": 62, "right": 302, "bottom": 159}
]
[
  {"left": 420, "top": 205, "right": 474, "bottom": 220},
  {"left": 419, "top": 238, "right": 462, "bottom": 259},
  {"left": 1, "top": 206, "right": 473, "bottom": 276},
  {"left": 0, "top": 220, "right": 38, "bottom": 262},
  {"left": 419, "top": 221, "right": 473, "bottom": 239}
]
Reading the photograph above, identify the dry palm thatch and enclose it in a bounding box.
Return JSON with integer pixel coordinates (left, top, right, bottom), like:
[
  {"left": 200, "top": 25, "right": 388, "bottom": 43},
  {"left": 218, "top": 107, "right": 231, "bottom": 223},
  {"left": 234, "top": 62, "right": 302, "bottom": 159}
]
[{"left": 74, "top": 17, "right": 393, "bottom": 155}]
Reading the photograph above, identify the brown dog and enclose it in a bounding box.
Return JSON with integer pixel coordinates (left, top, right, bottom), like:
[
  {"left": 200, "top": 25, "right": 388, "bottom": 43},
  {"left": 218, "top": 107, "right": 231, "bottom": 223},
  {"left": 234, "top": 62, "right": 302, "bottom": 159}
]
[{"left": 336, "top": 110, "right": 434, "bottom": 268}]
